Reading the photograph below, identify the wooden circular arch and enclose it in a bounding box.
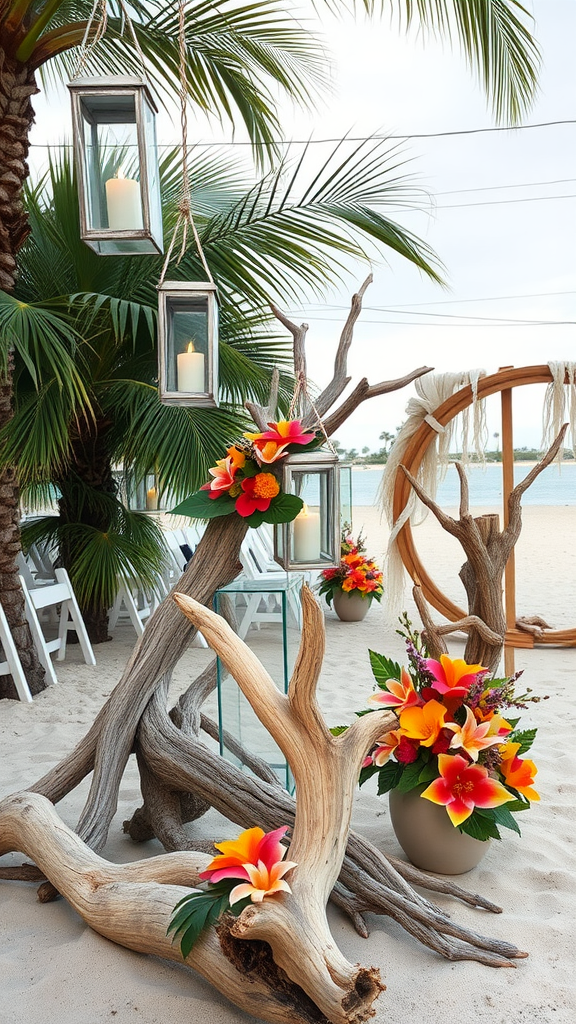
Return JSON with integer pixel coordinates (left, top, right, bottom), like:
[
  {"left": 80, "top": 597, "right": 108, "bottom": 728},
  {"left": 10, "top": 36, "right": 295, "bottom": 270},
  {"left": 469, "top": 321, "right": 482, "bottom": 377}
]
[{"left": 392, "top": 364, "right": 576, "bottom": 647}]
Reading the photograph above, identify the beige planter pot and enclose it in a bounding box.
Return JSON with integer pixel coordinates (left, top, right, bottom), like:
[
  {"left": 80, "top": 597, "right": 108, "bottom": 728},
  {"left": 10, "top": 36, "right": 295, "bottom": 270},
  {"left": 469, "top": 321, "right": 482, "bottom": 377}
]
[
  {"left": 389, "top": 785, "right": 489, "bottom": 874},
  {"left": 332, "top": 589, "right": 372, "bottom": 622}
]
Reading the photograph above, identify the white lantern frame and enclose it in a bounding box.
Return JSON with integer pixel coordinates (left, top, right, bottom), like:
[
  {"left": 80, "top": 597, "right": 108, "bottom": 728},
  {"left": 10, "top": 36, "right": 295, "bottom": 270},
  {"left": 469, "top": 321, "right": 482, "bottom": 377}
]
[
  {"left": 157, "top": 280, "right": 219, "bottom": 407},
  {"left": 274, "top": 449, "right": 340, "bottom": 570},
  {"left": 68, "top": 76, "right": 163, "bottom": 255}
]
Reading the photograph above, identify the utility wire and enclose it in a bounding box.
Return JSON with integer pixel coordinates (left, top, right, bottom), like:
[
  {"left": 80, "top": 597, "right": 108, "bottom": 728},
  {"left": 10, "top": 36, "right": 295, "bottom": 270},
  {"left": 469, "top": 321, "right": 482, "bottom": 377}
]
[
  {"left": 29, "top": 118, "right": 576, "bottom": 148},
  {"left": 300, "top": 289, "right": 575, "bottom": 309}
]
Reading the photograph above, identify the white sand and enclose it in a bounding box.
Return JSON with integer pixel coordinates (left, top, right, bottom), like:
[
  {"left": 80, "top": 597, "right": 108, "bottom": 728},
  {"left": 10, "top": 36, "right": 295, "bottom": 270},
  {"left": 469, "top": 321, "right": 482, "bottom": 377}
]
[{"left": 1, "top": 504, "right": 575, "bottom": 1024}]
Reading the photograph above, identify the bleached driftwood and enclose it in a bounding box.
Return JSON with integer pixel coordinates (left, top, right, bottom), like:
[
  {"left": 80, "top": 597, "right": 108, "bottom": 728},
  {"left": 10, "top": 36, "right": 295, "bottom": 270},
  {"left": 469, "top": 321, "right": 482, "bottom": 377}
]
[{"left": 400, "top": 424, "right": 568, "bottom": 672}]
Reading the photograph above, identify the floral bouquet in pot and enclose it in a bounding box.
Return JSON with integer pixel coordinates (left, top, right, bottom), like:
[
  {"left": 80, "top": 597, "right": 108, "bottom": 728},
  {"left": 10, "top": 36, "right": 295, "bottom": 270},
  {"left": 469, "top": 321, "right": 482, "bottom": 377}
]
[
  {"left": 318, "top": 527, "right": 383, "bottom": 609},
  {"left": 358, "top": 618, "right": 543, "bottom": 843}
]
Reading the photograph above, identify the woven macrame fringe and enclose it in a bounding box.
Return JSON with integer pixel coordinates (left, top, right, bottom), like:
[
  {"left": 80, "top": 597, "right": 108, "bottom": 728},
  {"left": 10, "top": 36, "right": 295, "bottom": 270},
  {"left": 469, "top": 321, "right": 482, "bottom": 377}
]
[
  {"left": 542, "top": 361, "right": 576, "bottom": 462},
  {"left": 379, "top": 369, "right": 487, "bottom": 618}
]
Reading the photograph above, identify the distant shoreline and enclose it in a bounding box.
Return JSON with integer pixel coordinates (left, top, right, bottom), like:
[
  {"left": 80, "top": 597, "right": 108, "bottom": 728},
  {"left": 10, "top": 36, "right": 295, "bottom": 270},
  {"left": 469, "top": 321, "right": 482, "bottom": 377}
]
[{"left": 351, "top": 461, "right": 575, "bottom": 472}]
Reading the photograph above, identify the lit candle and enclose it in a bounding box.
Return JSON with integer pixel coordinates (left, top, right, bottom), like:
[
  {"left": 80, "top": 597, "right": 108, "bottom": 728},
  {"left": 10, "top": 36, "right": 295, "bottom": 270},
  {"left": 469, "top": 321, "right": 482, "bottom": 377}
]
[
  {"left": 293, "top": 503, "right": 321, "bottom": 561},
  {"left": 177, "top": 341, "right": 205, "bottom": 393},
  {"left": 146, "top": 486, "right": 158, "bottom": 511},
  {"left": 105, "top": 168, "right": 143, "bottom": 230}
]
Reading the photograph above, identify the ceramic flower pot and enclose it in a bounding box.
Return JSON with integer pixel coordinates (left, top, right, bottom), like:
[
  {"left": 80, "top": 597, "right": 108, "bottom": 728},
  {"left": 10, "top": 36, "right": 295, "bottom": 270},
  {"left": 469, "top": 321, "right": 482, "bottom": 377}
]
[
  {"left": 332, "top": 589, "right": 372, "bottom": 622},
  {"left": 389, "top": 785, "right": 489, "bottom": 874}
]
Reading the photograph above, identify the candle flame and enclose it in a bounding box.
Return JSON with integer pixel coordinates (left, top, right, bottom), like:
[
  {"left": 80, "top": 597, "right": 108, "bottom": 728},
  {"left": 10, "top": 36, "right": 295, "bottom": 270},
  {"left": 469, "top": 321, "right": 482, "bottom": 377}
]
[
  {"left": 117, "top": 167, "right": 125, "bottom": 180},
  {"left": 300, "top": 502, "right": 309, "bottom": 517},
  {"left": 186, "top": 341, "right": 195, "bottom": 353}
]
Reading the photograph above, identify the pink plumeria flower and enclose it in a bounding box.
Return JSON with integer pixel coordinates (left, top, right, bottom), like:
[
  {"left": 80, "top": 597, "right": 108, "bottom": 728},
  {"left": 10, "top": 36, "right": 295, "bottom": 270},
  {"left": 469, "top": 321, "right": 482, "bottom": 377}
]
[
  {"left": 229, "top": 857, "right": 298, "bottom": 905},
  {"left": 367, "top": 668, "right": 422, "bottom": 713},
  {"left": 446, "top": 706, "right": 507, "bottom": 762}
]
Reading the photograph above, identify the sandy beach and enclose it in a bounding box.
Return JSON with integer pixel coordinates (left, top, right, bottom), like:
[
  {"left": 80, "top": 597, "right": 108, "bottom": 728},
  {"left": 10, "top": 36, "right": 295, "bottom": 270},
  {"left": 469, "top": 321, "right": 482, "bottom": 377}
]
[{"left": 1, "top": 503, "right": 575, "bottom": 1024}]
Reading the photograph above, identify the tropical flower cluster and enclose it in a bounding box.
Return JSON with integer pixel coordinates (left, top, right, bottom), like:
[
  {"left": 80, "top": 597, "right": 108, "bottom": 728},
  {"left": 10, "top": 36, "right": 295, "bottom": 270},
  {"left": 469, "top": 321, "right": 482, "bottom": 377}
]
[
  {"left": 168, "top": 826, "right": 296, "bottom": 958},
  {"left": 318, "top": 527, "right": 383, "bottom": 607},
  {"left": 172, "top": 419, "right": 318, "bottom": 527},
  {"left": 358, "top": 618, "right": 544, "bottom": 842}
]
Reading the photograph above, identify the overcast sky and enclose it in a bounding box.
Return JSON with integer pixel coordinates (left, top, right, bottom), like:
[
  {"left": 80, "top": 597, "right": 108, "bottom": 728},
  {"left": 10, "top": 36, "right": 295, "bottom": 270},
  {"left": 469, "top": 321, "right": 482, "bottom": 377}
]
[{"left": 29, "top": 0, "right": 575, "bottom": 453}]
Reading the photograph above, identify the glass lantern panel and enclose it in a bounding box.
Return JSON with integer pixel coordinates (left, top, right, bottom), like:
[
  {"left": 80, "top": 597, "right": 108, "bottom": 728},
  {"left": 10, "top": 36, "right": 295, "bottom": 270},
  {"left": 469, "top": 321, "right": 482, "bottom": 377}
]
[
  {"left": 290, "top": 470, "right": 333, "bottom": 564},
  {"left": 215, "top": 576, "right": 303, "bottom": 793},
  {"left": 339, "top": 463, "right": 353, "bottom": 531},
  {"left": 142, "top": 93, "right": 163, "bottom": 244},
  {"left": 79, "top": 93, "right": 143, "bottom": 234},
  {"left": 166, "top": 295, "right": 210, "bottom": 394}
]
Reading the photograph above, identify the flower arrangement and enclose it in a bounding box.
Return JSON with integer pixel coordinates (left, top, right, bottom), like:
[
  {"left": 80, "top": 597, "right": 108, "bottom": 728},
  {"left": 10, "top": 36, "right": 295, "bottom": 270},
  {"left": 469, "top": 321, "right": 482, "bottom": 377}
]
[
  {"left": 357, "top": 617, "right": 544, "bottom": 842},
  {"left": 168, "top": 826, "right": 296, "bottom": 957},
  {"left": 318, "top": 527, "right": 383, "bottom": 607},
  {"left": 171, "top": 418, "right": 319, "bottom": 527}
]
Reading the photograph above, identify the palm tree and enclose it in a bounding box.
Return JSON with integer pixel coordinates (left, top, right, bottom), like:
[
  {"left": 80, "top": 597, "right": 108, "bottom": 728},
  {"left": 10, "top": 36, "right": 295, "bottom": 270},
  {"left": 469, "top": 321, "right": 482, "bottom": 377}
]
[{"left": 0, "top": 0, "right": 540, "bottom": 693}]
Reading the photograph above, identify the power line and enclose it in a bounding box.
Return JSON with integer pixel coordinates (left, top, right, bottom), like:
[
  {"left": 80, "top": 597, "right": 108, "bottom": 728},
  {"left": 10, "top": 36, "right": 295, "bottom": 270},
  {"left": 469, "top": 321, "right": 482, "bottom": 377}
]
[
  {"left": 29, "top": 118, "right": 576, "bottom": 148},
  {"left": 300, "top": 289, "right": 575, "bottom": 310},
  {"left": 294, "top": 317, "right": 575, "bottom": 328},
  {"left": 434, "top": 178, "right": 576, "bottom": 196}
]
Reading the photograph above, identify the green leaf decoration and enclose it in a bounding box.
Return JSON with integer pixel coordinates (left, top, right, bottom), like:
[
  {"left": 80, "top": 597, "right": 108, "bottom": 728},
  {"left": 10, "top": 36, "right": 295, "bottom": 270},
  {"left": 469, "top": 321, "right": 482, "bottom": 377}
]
[
  {"left": 488, "top": 804, "right": 522, "bottom": 836},
  {"left": 418, "top": 762, "right": 438, "bottom": 784},
  {"left": 459, "top": 812, "right": 501, "bottom": 842},
  {"left": 396, "top": 762, "right": 427, "bottom": 794},
  {"left": 168, "top": 882, "right": 237, "bottom": 959},
  {"left": 369, "top": 650, "right": 403, "bottom": 689},
  {"left": 509, "top": 727, "right": 537, "bottom": 755},
  {"left": 171, "top": 489, "right": 236, "bottom": 520},
  {"left": 374, "top": 761, "right": 404, "bottom": 796},
  {"left": 260, "top": 492, "right": 303, "bottom": 524},
  {"left": 330, "top": 725, "right": 349, "bottom": 736}
]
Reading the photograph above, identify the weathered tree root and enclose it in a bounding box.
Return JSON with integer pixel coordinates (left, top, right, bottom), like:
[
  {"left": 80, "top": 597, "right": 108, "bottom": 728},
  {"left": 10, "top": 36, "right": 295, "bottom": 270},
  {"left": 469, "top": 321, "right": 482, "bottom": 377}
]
[{"left": 0, "top": 791, "right": 334, "bottom": 1024}]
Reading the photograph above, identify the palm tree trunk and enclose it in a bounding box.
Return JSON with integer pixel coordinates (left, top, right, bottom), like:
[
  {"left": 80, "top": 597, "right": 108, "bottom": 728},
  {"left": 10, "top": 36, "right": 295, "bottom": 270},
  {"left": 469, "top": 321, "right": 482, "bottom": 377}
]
[
  {"left": 57, "top": 416, "right": 118, "bottom": 645},
  {"left": 0, "top": 48, "right": 46, "bottom": 698}
]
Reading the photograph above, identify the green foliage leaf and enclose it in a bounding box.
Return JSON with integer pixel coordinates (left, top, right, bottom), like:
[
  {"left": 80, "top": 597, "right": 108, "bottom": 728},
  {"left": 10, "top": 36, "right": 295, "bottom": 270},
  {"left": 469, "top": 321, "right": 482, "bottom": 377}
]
[
  {"left": 510, "top": 727, "right": 537, "bottom": 755},
  {"left": 259, "top": 492, "right": 303, "bottom": 524},
  {"left": 369, "top": 649, "right": 402, "bottom": 688},
  {"left": 458, "top": 812, "right": 502, "bottom": 843},
  {"left": 168, "top": 882, "right": 235, "bottom": 959},
  {"left": 374, "top": 761, "right": 404, "bottom": 796},
  {"left": 171, "top": 490, "right": 236, "bottom": 520},
  {"left": 396, "top": 761, "right": 427, "bottom": 793}
]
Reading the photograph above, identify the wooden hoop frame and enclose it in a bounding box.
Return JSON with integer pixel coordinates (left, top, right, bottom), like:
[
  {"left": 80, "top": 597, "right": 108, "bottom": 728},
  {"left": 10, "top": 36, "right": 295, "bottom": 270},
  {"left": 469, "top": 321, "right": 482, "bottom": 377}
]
[{"left": 391, "top": 364, "right": 576, "bottom": 649}]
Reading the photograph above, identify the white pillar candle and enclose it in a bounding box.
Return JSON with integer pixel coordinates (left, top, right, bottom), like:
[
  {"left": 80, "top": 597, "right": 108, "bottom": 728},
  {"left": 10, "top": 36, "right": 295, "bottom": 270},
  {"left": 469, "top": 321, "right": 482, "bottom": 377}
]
[
  {"left": 105, "top": 169, "right": 143, "bottom": 230},
  {"left": 293, "top": 504, "right": 321, "bottom": 561},
  {"left": 177, "top": 342, "right": 205, "bottom": 393},
  {"left": 146, "top": 487, "right": 158, "bottom": 511}
]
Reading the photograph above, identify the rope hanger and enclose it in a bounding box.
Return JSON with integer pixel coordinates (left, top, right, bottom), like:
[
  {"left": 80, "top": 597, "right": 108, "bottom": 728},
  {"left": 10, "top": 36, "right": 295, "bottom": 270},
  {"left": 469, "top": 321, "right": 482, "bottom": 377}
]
[{"left": 158, "top": 0, "right": 214, "bottom": 286}]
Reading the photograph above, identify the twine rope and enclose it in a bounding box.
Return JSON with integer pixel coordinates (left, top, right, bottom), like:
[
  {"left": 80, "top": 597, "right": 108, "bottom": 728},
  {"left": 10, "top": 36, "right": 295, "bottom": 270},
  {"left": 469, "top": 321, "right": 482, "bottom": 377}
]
[
  {"left": 71, "top": 0, "right": 108, "bottom": 79},
  {"left": 288, "top": 370, "right": 336, "bottom": 454},
  {"left": 158, "top": 0, "right": 213, "bottom": 286}
]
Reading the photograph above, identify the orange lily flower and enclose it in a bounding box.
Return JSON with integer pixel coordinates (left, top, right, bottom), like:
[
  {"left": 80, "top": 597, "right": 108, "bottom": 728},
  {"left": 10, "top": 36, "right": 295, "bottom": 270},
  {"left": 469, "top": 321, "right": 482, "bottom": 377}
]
[
  {"left": 399, "top": 698, "right": 447, "bottom": 747},
  {"left": 367, "top": 668, "right": 421, "bottom": 713},
  {"left": 226, "top": 445, "right": 246, "bottom": 469},
  {"left": 446, "top": 706, "right": 506, "bottom": 762},
  {"left": 499, "top": 742, "right": 540, "bottom": 801},
  {"left": 421, "top": 753, "right": 512, "bottom": 827}
]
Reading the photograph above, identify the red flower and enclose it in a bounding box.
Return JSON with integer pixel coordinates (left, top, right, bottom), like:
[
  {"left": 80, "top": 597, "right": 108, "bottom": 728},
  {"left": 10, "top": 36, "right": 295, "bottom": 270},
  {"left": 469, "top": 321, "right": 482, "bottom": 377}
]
[
  {"left": 235, "top": 472, "right": 280, "bottom": 517},
  {"left": 395, "top": 736, "right": 420, "bottom": 764}
]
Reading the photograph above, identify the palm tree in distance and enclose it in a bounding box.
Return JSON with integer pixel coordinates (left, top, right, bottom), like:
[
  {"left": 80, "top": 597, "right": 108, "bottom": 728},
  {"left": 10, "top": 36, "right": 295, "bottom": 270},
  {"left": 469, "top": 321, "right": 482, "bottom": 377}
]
[{"left": 0, "top": 0, "right": 540, "bottom": 694}]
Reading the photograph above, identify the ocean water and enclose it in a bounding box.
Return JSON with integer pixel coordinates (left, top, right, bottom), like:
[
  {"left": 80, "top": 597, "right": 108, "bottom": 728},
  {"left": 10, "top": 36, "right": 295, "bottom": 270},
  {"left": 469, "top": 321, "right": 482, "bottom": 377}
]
[{"left": 352, "top": 461, "right": 576, "bottom": 507}]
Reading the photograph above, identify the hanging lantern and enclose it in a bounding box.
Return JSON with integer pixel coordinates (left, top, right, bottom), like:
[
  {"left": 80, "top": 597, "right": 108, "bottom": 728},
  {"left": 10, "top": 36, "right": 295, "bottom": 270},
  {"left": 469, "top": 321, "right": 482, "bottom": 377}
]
[
  {"left": 68, "top": 76, "right": 163, "bottom": 255},
  {"left": 157, "top": 281, "right": 219, "bottom": 407},
  {"left": 274, "top": 450, "right": 340, "bottom": 570}
]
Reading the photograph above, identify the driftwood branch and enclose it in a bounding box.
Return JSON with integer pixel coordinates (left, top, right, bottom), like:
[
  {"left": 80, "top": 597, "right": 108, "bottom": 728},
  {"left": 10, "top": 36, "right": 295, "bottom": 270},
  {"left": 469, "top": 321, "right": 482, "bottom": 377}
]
[
  {"left": 246, "top": 367, "right": 281, "bottom": 431},
  {"left": 401, "top": 425, "right": 569, "bottom": 671},
  {"left": 323, "top": 366, "right": 433, "bottom": 436}
]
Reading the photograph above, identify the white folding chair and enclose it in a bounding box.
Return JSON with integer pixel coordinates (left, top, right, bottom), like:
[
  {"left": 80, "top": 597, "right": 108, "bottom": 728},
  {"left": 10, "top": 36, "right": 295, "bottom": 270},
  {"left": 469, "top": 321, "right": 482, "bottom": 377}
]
[
  {"left": 0, "top": 602, "right": 33, "bottom": 702},
  {"left": 19, "top": 568, "right": 96, "bottom": 685}
]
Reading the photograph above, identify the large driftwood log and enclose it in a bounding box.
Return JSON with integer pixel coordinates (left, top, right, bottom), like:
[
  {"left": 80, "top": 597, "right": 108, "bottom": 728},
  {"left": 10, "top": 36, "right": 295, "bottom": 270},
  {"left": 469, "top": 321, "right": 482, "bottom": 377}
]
[{"left": 400, "top": 424, "right": 568, "bottom": 672}]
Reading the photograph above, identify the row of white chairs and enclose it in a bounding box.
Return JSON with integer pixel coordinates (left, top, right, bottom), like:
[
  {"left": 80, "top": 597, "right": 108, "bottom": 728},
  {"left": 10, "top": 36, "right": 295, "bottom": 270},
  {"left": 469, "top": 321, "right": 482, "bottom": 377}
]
[{"left": 1, "top": 560, "right": 96, "bottom": 703}]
